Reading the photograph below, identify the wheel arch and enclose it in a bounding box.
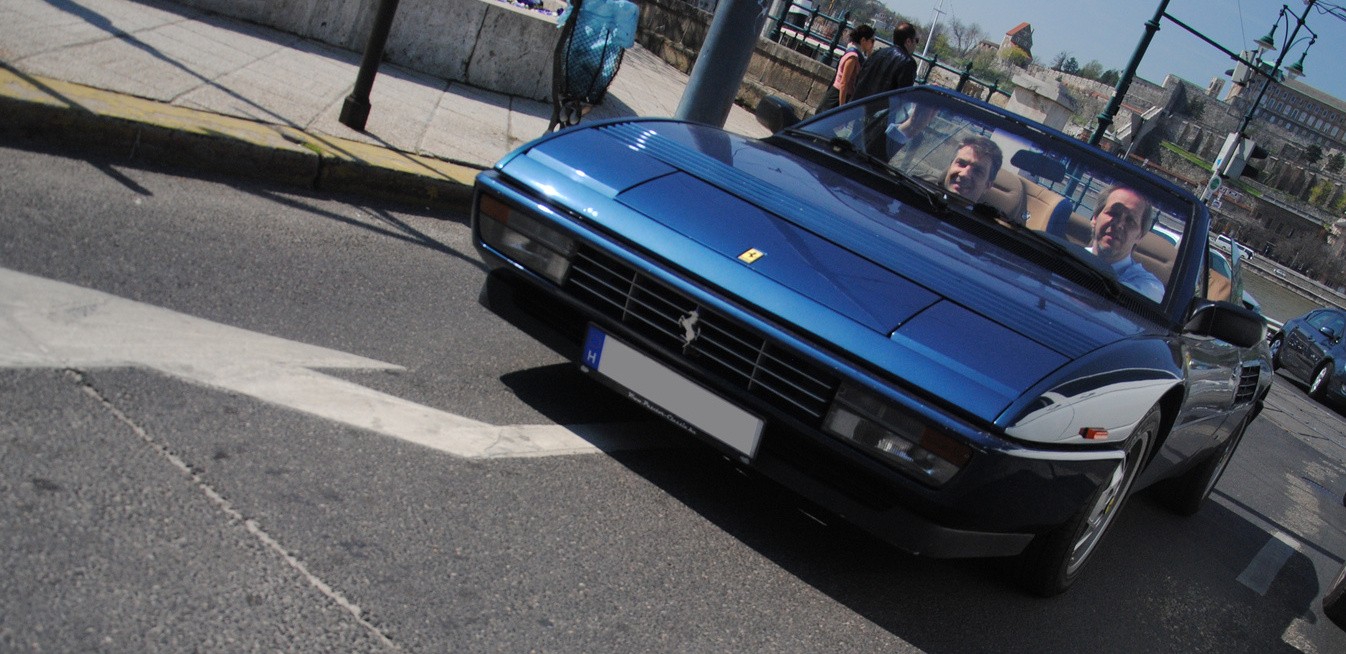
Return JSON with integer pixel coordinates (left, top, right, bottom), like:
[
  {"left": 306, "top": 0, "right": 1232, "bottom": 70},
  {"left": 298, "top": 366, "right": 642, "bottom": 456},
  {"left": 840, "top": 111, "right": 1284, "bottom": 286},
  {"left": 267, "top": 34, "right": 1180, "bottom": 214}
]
[{"left": 1148, "top": 385, "right": 1186, "bottom": 468}]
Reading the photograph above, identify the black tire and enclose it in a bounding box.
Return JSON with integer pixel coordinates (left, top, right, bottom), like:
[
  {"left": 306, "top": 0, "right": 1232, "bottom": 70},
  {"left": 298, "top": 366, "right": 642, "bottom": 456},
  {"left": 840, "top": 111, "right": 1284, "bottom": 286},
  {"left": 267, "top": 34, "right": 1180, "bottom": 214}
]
[
  {"left": 1309, "top": 361, "right": 1335, "bottom": 401},
  {"left": 1161, "top": 416, "right": 1246, "bottom": 517},
  {"left": 1324, "top": 561, "right": 1346, "bottom": 630},
  {"left": 1017, "top": 404, "right": 1158, "bottom": 597},
  {"left": 1268, "top": 336, "right": 1283, "bottom": 370}
]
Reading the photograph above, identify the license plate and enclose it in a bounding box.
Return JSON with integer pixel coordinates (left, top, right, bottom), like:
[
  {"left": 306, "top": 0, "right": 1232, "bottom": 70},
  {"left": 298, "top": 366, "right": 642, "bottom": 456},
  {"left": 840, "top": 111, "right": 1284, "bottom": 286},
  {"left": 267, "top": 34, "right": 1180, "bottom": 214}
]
[{"left": 582, "top": 326, "right": 764, "bottom": 458}]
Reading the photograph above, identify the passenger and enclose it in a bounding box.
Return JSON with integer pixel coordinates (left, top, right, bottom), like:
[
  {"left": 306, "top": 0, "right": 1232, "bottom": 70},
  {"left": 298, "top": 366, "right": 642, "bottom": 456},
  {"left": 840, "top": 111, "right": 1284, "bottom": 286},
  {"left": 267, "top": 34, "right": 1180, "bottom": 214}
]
[
  {"left": 816, "top": 25, "right": 876, "bottom": 113},
  {"left": 941, "top": 136, "right": 1002, "bottom": 204},
  {"left": 849, "top": 23, "right": 920, "bottom": 103},
  {"left": 1087, "top": 185, "right": 1165, "bottom": 302}
]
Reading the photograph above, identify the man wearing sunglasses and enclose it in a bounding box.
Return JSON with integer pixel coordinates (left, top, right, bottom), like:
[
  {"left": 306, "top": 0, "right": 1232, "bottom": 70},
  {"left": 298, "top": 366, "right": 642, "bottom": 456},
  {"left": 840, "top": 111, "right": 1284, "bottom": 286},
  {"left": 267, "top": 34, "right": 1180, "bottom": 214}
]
[{"left": 849, "top": 23, "right": 920, "bottom": 103}]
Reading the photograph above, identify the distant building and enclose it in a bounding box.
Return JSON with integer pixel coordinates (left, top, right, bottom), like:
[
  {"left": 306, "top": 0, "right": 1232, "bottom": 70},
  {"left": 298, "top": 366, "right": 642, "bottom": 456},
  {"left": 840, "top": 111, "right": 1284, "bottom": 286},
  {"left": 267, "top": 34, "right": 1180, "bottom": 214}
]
[
  {"left": 1232, "top": 78, "right": 1346, "bottom": 152},
  {"left": 1001, "top": 23, "right": 1032, "bottom": 59}
]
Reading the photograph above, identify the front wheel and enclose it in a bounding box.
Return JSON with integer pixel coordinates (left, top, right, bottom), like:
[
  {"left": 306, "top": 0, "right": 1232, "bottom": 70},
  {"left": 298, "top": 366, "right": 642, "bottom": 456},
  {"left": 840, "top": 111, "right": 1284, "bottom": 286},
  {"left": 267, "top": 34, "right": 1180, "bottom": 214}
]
[
  {"left": 1017, "top": 404, "right": 1158, "bottom": 597},
  {"left": 1268, "top": 336, "right": 1283, "bottom": 370},
  {"left": 1310, "top": 362, "right": 1335, "bottom": 401}
]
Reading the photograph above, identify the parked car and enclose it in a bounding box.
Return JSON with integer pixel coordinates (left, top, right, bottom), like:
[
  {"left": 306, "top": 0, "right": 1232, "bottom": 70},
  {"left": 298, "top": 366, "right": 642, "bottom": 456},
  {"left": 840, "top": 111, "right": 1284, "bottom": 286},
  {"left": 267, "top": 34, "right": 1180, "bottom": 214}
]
[
  {"left": 1270, "top": 307, "right": 1346, "bottom": 404},
  {"left": 471, "top": 86, "right": 1271, "bottom": 596}
]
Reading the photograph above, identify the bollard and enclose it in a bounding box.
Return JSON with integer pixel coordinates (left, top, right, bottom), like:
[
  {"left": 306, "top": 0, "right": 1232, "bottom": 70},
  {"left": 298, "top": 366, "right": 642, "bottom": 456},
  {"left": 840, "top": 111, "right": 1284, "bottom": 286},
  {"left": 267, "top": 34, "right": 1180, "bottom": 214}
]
[{"left": 339, "top": 0, "right": 402, "bottom": 131}]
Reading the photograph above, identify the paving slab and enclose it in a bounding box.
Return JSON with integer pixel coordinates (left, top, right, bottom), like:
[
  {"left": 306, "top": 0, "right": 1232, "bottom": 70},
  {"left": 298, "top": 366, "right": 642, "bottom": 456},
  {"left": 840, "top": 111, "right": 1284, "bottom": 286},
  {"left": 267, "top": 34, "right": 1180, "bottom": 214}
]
[{"left": 0, "top": 0, "right": 773, "bottom": 212}]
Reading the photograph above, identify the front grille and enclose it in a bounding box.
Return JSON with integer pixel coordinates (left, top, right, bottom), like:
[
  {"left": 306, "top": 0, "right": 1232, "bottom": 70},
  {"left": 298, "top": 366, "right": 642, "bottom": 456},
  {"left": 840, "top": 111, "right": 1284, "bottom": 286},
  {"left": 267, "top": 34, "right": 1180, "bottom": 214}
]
[
  {"left": 565, "top": 246, "right": 839, "bottom": 422},
  {"left": 1235, "top": 365, "right": 1260, "bottom": 404}
]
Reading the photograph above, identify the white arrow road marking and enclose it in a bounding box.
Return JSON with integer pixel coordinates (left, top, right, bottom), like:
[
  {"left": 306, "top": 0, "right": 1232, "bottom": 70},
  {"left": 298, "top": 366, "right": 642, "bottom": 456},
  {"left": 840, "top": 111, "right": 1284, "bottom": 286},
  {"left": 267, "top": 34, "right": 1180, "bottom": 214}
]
[{"left": 0, "top": 267, "right": 654, "bottom": 458}]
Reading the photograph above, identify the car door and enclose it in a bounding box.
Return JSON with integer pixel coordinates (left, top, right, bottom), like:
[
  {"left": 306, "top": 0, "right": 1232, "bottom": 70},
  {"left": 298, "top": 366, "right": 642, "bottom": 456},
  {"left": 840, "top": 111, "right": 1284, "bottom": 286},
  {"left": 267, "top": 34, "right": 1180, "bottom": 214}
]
[
  {"left": 1300, "top": 312, "right": 1345, "bottom": 374},
  {"left": 1285, "top": 310, "right": 1338, "bottom": 376},
  {"left": 1162, "top": 252, "right": 1247, "bottom": 463}
]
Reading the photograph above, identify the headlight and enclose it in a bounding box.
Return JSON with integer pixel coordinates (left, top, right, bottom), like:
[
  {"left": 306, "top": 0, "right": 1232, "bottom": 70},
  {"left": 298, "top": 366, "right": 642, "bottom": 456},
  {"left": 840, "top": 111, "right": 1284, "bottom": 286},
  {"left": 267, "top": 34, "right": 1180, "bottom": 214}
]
[
  {"left": 477, "top": 194, "right": 575, "bottom": 284},
  {"left": 824, "top": 383, "right": 972, "bottom": 487}
]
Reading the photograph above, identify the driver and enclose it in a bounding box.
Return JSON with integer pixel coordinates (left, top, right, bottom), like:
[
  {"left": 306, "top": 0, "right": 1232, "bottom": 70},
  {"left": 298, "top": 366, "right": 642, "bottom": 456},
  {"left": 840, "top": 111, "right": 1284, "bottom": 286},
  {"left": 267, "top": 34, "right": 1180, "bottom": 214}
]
[
  {"left": 942, "top": 136, "right": 1002, "bottom": 204},
  {"left": 1088, "top": 185, "right": 1165, "bottom": 302}
]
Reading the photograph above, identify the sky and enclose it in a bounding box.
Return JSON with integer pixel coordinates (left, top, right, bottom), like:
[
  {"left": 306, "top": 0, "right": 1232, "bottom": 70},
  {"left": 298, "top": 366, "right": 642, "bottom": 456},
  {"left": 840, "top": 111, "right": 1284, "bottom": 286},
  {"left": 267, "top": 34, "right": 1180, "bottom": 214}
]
[{"left": 886, "top": 0, "right": 1346, "bottom": 102}]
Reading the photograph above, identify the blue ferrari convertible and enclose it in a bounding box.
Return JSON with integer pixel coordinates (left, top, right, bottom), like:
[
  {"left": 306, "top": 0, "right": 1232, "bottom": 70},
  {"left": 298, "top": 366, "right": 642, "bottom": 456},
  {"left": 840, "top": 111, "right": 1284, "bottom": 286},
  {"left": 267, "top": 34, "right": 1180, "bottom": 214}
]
[{"left": 471, "top": 86, "right": 1271, "bottom": 595}]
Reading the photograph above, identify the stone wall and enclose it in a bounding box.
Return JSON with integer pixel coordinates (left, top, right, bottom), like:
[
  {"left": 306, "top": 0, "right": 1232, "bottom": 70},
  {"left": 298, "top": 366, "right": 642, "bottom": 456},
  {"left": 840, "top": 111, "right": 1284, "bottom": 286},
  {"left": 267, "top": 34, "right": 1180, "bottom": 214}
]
[
  {"left": 171, "top": 0, "right": 560, "bottom": 101},
  {"left": 632, "top": 0, "right": 834, "bottom": 116}
]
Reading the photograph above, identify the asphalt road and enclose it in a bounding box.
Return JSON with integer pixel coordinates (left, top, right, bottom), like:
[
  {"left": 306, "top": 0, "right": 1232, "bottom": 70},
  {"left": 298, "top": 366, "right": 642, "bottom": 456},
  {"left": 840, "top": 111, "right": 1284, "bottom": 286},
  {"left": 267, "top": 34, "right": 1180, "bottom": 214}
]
[{"left": 2, "top": 142, "right": 1346, "bottom": 653}]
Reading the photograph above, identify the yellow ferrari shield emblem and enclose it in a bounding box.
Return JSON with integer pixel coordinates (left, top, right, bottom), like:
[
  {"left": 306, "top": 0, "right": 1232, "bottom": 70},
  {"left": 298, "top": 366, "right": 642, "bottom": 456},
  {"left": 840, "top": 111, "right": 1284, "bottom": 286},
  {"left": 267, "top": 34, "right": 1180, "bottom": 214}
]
[{"left": 738, "top": 248, "right": 765, "bottom": 264}]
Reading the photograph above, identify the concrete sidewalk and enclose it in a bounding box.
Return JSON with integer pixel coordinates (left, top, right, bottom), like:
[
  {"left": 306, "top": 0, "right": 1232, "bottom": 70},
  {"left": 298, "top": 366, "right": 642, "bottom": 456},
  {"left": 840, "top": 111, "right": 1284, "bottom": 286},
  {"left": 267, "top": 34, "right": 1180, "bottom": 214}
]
[{"left": 0, "top": 0, "right": 769, "bottom": 210}]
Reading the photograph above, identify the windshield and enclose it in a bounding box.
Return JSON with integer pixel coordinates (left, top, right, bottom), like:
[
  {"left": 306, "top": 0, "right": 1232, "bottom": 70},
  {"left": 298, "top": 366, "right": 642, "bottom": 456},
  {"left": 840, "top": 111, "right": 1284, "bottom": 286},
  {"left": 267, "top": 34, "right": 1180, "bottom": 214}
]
[{"left": 795, "top": 89, "right": 1196, "bottom": 306}]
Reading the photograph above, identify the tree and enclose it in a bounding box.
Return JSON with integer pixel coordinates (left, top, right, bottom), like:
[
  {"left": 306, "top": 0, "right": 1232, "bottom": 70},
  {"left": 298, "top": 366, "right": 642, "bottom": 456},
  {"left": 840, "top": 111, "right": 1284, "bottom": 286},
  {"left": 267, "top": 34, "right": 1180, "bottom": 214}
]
[
  {"left": 1061, "top": 56, "right": 1080, "bottom": 75},
  {"left": 1309, "top": 178, "right": 1335, "bottom": 207},
  {"left": 944, "top": 16, "right": 987, "bottom": 57},
  {"left": 1078, "top": 60, "right": 1105, "bottom": 81},
  {"left": 1304, "top": 144, "right": 1324, "bottom": 166},
  {"left": 1327, "top": 152, "right": 1345, "bottom": 175},
  {"left": 1098, "top": 69, "right": 1121, "bottom": 86},
  {"left": 967, "top": 48, "right": 1012, "bottom": 89},
  {"left": 1050, "top": 51, "right": 1072, "bottom": 71},
  {"left": 1001, "top": 45, "right": 1031, "bottom": 68}
]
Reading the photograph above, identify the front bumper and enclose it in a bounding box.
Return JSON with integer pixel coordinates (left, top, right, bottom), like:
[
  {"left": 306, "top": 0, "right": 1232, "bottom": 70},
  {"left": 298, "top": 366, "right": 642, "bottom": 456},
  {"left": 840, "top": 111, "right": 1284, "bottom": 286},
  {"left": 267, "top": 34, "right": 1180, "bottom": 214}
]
[{"left": 472, "top": 177, "right": 1125, "bottom": 559}]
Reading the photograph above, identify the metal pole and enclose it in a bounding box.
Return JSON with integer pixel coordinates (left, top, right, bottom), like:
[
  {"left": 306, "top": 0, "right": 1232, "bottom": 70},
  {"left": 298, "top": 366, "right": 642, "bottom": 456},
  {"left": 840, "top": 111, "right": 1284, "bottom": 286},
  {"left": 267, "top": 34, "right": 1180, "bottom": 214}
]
[
  {"left": 675, "top": 0, "right": 768, "bottom": 127},
  {"left": 1089, "top": 0, "right": 1169, "bottom": 146},
  {"left": 1198, "top": 1, "right": 1317, "bottom": 203},
  {"left": 918, "top": 0, "right": 945, "bottom": 79},
  {"left": 339, "top": 0, "right": 402, "bottom": 131}
]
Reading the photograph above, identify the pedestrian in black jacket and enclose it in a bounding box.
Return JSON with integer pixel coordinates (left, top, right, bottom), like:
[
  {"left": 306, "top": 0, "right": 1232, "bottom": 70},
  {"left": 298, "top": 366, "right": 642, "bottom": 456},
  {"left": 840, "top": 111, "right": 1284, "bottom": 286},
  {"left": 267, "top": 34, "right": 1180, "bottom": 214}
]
[{"left": 849, "top": 23, "right": 920, "bottom": 103}]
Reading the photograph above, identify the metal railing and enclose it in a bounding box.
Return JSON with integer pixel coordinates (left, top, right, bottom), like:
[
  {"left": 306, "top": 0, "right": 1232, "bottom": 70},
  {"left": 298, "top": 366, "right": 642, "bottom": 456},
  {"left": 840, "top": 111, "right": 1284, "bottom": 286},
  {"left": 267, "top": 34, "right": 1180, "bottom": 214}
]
[{"left": 762, "top": 0, "right": 1010, "bottom": 102}]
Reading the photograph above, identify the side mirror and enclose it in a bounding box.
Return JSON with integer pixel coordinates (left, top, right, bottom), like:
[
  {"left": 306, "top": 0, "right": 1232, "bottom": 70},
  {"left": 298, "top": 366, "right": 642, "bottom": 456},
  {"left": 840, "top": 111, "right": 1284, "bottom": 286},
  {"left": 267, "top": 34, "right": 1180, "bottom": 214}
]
[
  {"left": 756, "top": 96, "right": 800, "bottom": 133},
  {"left": 1321, "top": 325, "right": 1341, "bottom": 342},
  {"left": 1184, "top": 300, "right": 1266, "bottom": 348}
]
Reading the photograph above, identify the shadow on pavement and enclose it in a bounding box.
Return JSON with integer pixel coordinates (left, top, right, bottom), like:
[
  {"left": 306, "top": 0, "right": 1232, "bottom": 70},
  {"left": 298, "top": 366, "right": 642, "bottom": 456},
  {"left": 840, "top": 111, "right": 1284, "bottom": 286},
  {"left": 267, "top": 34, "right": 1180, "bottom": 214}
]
[
  {"left": 604, "top": 441, "right": 1324, "bottom": 653},
  {"left": 497, "top": 362, "right": 1330, "bottom": 652}
]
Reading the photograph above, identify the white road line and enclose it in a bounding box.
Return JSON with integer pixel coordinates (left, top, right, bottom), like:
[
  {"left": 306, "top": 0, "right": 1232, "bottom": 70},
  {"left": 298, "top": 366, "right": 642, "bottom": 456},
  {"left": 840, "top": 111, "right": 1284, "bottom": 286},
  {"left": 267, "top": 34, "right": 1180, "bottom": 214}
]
[
  {"left": 0, "top": 267, "right": 657, "bottom": 458},
  {"left": 1237, "top": 531, "right": 1301, "bottom": 596}
]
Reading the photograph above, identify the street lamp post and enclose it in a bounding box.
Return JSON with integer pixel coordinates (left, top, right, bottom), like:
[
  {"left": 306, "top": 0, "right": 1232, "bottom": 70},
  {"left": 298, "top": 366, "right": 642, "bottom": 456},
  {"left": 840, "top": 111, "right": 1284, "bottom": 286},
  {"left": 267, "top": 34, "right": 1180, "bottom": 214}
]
[
  {"left": 1088, "top": 0, "right": 1169, "bottom": 146},
  {"left": 1199, "top": 2, "right": 1318, "bottom": 201},
  {"left": 1233, "top": 2, "right": 1319, "bottom": 139},
  {"left": 339, "top": 0, "right": 402, "bottom": 132}
]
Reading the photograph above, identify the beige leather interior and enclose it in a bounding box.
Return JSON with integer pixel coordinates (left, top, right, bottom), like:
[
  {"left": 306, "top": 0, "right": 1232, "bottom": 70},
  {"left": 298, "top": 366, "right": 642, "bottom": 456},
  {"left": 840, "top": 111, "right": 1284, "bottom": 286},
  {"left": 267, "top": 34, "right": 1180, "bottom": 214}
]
[
  {"left": 1206, "top": 268, "right": 1232, "bottom": 302},
  {"left": 981, "top": 169, "right": 1072, "bottom": 235},
  {"left": 1061, "top": 210, "right": 1176, "bottom": 285},
  {"left": 1022, "top": 181, "right": 1069, "bottom": 233},
  {"left": 981, "top": 167, "right": 1028, "bottom": 223},
  {"left": 980, "top": 170, "right": 1179, "bottom": 289},
  {"left": 1131, "top": 232, "right": 1177, "bottom": 284}
]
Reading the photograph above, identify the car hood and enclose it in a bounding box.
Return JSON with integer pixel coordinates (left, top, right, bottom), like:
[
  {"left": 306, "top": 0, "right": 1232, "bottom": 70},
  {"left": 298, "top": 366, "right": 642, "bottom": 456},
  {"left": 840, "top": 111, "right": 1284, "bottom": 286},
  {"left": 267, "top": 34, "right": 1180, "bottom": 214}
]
[{"left": 502, "top": 120, "right": 1157, "bottom": 421}]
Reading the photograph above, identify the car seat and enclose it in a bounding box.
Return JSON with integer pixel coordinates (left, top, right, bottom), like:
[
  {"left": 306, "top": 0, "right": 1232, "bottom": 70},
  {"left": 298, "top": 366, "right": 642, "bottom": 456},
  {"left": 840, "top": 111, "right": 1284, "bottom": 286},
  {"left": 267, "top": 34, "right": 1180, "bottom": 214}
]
[{"left": 981, "top": 168, "right": 1028, "bottom": 223}]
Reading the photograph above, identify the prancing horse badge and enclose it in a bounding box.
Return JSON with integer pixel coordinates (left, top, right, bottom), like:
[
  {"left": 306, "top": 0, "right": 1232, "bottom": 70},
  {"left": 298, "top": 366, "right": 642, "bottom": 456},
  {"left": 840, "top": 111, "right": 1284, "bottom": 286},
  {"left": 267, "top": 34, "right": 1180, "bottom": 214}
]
[{"left": 738, "top": 248, "right": 765, "bottom": 264}]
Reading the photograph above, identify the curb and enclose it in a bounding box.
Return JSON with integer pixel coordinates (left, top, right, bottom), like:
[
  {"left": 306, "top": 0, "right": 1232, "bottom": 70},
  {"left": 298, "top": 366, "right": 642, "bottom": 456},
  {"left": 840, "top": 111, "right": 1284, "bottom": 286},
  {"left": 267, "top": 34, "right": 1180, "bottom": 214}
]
[{"left": 0, "top": 65, "right": 480, "bottom": 213}]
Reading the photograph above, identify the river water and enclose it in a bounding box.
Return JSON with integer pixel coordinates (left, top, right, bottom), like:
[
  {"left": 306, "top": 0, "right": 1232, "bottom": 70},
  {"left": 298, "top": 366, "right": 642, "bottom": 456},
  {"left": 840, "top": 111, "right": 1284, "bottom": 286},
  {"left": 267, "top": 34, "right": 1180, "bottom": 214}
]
[{"left": 1244, "top": 270, "right": 1322, "bottom": 325}]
